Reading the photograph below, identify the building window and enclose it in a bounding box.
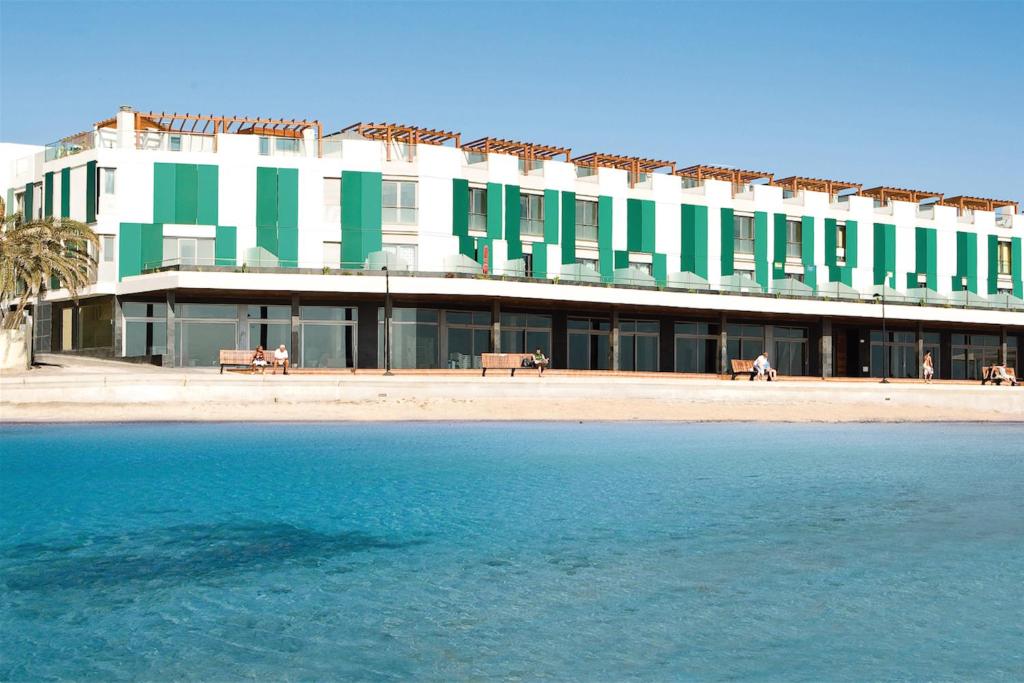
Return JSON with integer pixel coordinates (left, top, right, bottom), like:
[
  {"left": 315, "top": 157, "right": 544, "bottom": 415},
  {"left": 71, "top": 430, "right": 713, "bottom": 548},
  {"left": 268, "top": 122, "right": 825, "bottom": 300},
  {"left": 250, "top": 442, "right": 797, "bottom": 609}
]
[
  {"left": 382, "top": 180, "right": 417, "bottom": 225},
  {"left": 576, "top": 257, "right": 598, "bottom": 271},
  {"left": 520, "top": 193, "right": 544, "bottom": 236},
  {"left": 300, "top": 306, "right": 357, "bottom": 369},
  {"left": 174, "top": 304, "right": 238, "bottom": 368},
  {"left": 619, "top": 319, "right": 659, "bottom": 371},
  {"left": 951, "top": 333, "right": 1005, "bottom": 380},
  {"left": 100, "top": 168, "right": 116, "bottom": 195},
  {"left": 102, "top": 235, "right": 115, "bottom": 263},
  {"left": 247, "top": 305, "right": 291, "bottom": 355},
  {"left": 14, "top": 191, "right": 24, "bottom": 216},
  {"left": 522, "top": 252, "right": 533, "bottom": 278},
  {"left": 123, "top": 302, "right": 168, "bottom": 357},
  {"left": 576, "top": 199, "right": 598, "bottom": 242},
  {"left": 836, "top": 222, "right": 847, "bottom": 260},
  {"left": 734, "top": 215, "right": 755, "bottom": 255},
  {"left": 382, "top": 243, "right": 417, "bottom": 271},
  {"left": 786, "top": 219, "right": 802, "bottom": 259},
  {"left": 469, "top": 187, "right": 487, "bottom": 231},
  {"left": 323, "top": 177, "right": 341, "bottom": 223},
  {"left": 500, "top": 314, "right": 552, "bottom": 355},
  {"left": 725, "top": 323, "right": 764, "bottom": 367},
  {"left": 322, "top": 241, "right": 341, "bottom": 269},
  {"left": 444, "top": 310, "right": 491, "bottom": 369},
  {"left": 567, "top": 317, "right": 610, "bottom": 370},
  {"left": 674, "top": 322, "right": 720, "bottom": 374},
  {"left": 162, "top": 237, "right": 215, "bottom": 268},
  {"left": 628, "top": 261, "right": 652, "bottom": 275},
  {"left": 169, "top": 135, "right": 182, "bottom": 152},
  {"left": 773, "top": 326, "right": 808, "bottom": 376},
  {"left": 378, "top": 307, "right": 439, "bottom": 369},
  {"left": 259, "top": 137, "right": 270, "bottom": 156},
  {"left": 997, "top": 241, "right": 1012, "bottom": 276},
  {"left": 275, "top": 138, "right": 301, "bottom": 156}
]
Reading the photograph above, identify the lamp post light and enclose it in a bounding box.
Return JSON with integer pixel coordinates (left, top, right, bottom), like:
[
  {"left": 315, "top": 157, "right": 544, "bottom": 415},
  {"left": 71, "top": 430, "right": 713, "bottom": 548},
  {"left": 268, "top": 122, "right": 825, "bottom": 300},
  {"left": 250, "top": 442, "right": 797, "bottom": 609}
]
[{"left": 382, "top": 265, "right": 393, "bottom": 376}]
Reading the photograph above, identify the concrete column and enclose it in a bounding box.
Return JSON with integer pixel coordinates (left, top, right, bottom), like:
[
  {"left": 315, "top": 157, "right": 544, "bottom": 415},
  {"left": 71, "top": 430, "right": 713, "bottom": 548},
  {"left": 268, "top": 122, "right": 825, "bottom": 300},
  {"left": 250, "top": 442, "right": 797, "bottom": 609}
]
[
  {"left": 290, "top": 294, "right": 300, "bottom": 366},
  {"left": 112, "top": 296, "right": 123, "bottom": 358},
  {"left": 164, "top": 291, "right": 176, "bottom": 368},
  {"left": 491, "top": 300, "right": 501, "bottom": 353},
  {"left": 610, "top": 308, "right": 620, "bottom": 371},
  {"left": 1001, "top": 326, "right": 1008, "bottom": 365},
  {"left": 719, "top": 312, "right": 728, "bottom": 375},
  {"left": 821, "top": 317, "right": 833, "bottom": 379}
]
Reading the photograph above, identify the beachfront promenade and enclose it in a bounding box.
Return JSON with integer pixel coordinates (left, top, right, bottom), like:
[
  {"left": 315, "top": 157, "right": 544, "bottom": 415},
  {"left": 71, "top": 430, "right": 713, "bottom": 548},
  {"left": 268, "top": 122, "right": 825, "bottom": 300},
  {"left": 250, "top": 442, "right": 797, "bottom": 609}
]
[{"left": 2, "top": 355, "right": 1021, "bottom": 423}]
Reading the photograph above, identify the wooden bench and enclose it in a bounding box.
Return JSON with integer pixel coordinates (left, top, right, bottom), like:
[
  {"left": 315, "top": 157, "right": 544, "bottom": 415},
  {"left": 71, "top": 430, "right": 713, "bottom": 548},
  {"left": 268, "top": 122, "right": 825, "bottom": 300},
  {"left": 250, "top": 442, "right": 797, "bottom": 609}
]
[
  {"left": 730, "top": 359, "right": 755, "bottom": 380},
  {"left": 981, "top": 365, "right": 1018, "bottom": 386},
  {"left": 481, "top": 353, "right": 543, "bottom": 376},
  {"left": 219, "top": 349, "right": 284, "bottom": 374}
]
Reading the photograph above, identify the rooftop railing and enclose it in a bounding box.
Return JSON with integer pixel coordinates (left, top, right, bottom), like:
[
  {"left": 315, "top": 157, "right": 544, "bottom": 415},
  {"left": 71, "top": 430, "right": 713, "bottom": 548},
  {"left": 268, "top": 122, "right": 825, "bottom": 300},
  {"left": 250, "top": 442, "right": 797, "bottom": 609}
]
[{"left": 44, "top": 131, "right": 95, "bottom": 161}]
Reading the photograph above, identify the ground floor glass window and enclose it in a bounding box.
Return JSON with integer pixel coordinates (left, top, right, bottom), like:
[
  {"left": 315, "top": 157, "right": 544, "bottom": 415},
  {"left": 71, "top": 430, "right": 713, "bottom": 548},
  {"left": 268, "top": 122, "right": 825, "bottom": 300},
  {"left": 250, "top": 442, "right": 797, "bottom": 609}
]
[
  {"left": 568, "top": 318, "right": 610, "bottom": 370},
  {"left": 619, "top": 320, "right": 659, "bottom": 371},
  {"left": 300, "top": 306, "right": 357, "bottom": 368},
  {"left": 870, "top": 330, "right": 917, "bottom": 378},
  {"left": 674, "top": 322, "right": 720, "bottom": 373},
  {"left": 725, "top": 324, "right": 764, "bottom": 367},
  {"left": 773, "top": 326, "right": 808, "bottom": 376},
  {"left": 378, "top": 308, "right": 439, "bottom": 369},
  {"left": 500, "top": 314, "right": 552, "bottom": 357},
  {"left": 175, "top": 304, "right": 239, "bottom": 367},
  {"left": 123, "top": 302, "right": 167, "bottom": 357},
  {"left": 951, "top": 334, "right": 1001, "bottom": 380}
]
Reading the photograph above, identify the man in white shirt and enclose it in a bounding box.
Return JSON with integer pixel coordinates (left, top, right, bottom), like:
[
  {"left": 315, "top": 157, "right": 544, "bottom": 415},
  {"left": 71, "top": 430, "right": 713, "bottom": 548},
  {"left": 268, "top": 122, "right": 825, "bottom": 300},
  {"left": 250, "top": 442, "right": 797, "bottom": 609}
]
[
  {"left": 753, "top": 352, "right": 768, "bottom": 380},
  {"left": 272, "top": 344, "right": 290, "bottom": 375}
]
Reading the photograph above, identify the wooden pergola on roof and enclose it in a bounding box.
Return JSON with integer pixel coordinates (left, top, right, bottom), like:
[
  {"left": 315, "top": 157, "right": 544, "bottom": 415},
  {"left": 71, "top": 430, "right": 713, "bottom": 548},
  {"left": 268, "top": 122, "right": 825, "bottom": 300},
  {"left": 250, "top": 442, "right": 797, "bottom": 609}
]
[
  {"left": 462, "top": 137, "right": 571, "bottom": 163},
  {"left": 339, "top": 122, "right": 461, "bottom": 147},
  {"left": 572, "top": 153, "right": 676, "bottom": 187},
  {"left": 940, "top": 195, "right": 1019, "bottom": 214},
  {"left": 96, "top": 111, "right": 321, "bottom": 139},
  {"left": 774, "top": 176, "right": 861, "bottom": 195},
  {"left": 861, "top": 186, "right": 943, "bottom": 204},
  {"left": 674, "top": 164, "right": 773, "bottom": 185}
]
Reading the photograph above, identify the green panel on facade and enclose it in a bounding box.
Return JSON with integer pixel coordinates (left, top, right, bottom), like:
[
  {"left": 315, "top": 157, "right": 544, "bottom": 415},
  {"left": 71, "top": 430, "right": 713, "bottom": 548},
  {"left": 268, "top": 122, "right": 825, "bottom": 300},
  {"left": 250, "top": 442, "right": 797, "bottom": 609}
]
[
  {"left": 341, "top": 170, "right": 382, "bottom": 267},
  {"left": 533, "top": 244, "right": 548, "bottom": 279},
  {"left": 772, "top": 213, "right": 787, "bottom": 280},
  {"left": 911, "top": 227, "right": 937, "bottom": 290},
  {"left": 256, "top": 167, "right": 279, "bottom": 230},
  {"left": 987, "top": 234, "right": 999, "bottom": 295},
  {"left": 598, "top": 196, "right": 614, "bottom": 282},
  {"left": 614, "top": 250, "right": 630, "bottom": 269},
  {"left": 754, "top": 211, "right": 769, "bottom": 290},
  {"left": 846, "top": 220, "right": 858, "bottom": 268},
  {"left": 486, "top": 182, "right": 503, "bottom": 240},
  {"left": 140, "top": 223, "right": 163, "bottom": 271},
  {"left": 277, "top": 168, "right": 299, "bottom": 230},
  {"left": 359, "top": 171, "right": 382, "bottom": 256},
  {"left": 118, "top": 223, "right": 142, "bottom": 280},
  {"left": 824, "top": 218, "right": 837, "bottom": 269},
  {"left": 85, "top": 160, "right": 96, "bottom": 223},
  {"left": 543, "top": 189, "right": 559, "bottom": 245},
  {"left": 44, "top": 172, "right": 54, "bottom": 218},
  {"left": 196, "top": 165, "right": 219, "bottom": 225},
  {"left": 652, "top": 252, "right": 667, "bottom": 286},
  {"left": 23, "top": 183, "right": 33, "bottom": 221},
  {"left": 256, "top": 226, "right": 279, "bottom": 258},
  {"left": 626, "top": 199, "right": 643, "bottom": 252},
  {"left": 452, "top": 179, "right": 469, "bottom": 238},
  {"left": 215, "top": 226, "right": 237, "bottom": 266},
  {"left": 873, "top": 223, "right": 896, "bottom": 287},
  {"left": 952, "top": 230, "right": 978, "bottom": 293},
  {"left": 277, "top": 226, "right": 299, "bottom": 268},
  {"left": 680, "top": 204, "right": 708, "bottom": 279},
  {"left": 641, "top": 200, "right": 655, "bottom": 253},
  {"left": 801, "top": 216, "right": 816, "bottom": 290},
  {"left": 153, "top": 163, "right": 177, "bottom": 224},
  {"left": 719, "top": 208, "right": 734, "bottom": 276},
  {"left": 60, "top": 167, "right": 71, "bottom": 218},
  {"left": 560, "top": 191, "right": 576, "bottom": 265},
  {"left": 1012, "top": 237, "right": 1023, "bottom": 298},
  {"left": 174, "top": 163, "right": 198, "bottom": 224},
  {"left": 504, "top": 184, "right": 522, "bottom": 259}
]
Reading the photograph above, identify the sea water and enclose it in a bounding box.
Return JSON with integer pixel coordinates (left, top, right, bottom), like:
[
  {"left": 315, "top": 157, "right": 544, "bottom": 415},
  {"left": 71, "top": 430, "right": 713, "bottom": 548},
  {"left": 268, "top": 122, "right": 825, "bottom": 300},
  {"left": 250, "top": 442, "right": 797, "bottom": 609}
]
[{"left": 1, "top": 423, "right": 1022, "bottom": 681}]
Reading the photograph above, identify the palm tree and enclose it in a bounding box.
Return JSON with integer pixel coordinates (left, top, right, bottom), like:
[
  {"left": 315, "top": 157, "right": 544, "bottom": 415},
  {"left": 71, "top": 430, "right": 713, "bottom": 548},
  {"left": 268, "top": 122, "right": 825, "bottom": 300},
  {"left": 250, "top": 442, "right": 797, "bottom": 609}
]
[{"left": 0, "top": 197, "right": 99, "bottom": 329}]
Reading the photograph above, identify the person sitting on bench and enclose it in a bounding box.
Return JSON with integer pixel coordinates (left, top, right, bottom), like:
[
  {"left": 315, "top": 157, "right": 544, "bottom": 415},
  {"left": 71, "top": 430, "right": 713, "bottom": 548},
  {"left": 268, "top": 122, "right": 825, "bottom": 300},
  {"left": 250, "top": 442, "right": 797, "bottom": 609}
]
[
  {"left": 753, "top": 351, "right": 777, "bottom": 381},
  {"left": 250, "top": 345, "right": 268, "bottom": 375},
  {"left": 272, "top": 344, "right": 290, "bottom": 375},
  {"left": 533, "top": 348, "right": 549, "bottom": 376},
  {"left": 992, "top": 365, "right": 1018, "bottom": 386}
]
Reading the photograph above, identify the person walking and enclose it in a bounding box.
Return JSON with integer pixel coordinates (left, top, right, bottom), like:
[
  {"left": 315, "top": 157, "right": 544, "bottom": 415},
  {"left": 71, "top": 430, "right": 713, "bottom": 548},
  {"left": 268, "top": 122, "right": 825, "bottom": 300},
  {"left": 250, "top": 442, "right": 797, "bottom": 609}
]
[{"left": 922, "top": 351, "right": 934, "bottom": 384}]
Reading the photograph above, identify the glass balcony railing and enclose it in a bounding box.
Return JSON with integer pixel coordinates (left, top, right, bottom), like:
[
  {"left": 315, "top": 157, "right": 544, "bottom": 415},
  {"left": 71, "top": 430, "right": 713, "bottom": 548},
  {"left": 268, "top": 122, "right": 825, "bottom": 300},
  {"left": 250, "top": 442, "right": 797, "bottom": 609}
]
[
  {"left": 44, "top": 131, "right": 95, "bottom": 161},
  {"left": 520, "top": 218, "right": 544, "bottom": 237},
  {"left": 575, "top": 224, "right": 598, "bottom": 242}
]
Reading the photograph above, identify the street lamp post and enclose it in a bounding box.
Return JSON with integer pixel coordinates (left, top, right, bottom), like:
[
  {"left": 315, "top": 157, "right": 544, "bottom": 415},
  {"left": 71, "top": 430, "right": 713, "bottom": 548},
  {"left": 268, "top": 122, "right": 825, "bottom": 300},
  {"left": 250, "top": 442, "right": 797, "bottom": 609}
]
[{"left": 382, "top": 266, "right": 393, "bottom": 376}]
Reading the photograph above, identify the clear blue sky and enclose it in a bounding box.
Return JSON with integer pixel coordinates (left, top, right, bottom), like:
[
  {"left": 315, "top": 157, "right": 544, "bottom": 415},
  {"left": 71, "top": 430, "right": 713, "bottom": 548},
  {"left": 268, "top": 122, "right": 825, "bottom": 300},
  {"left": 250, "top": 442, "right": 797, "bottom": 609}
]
[{"left": 2, "top": 1, "right": 1021, "bottom": 201}]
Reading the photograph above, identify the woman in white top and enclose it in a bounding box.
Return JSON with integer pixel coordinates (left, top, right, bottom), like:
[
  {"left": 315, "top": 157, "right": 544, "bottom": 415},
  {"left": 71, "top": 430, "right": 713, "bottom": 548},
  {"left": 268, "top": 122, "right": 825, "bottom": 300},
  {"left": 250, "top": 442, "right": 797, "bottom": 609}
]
[{"left": 922, "top": 351, "right": 934, "bottom": 384}]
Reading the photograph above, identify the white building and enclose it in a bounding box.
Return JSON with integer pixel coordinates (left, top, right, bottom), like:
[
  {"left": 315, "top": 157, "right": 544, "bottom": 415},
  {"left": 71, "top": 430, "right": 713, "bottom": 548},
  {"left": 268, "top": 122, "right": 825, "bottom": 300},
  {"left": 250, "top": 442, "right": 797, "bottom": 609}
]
[{"left": 2, "top": 106, "right": 1022, "bottom": 378}]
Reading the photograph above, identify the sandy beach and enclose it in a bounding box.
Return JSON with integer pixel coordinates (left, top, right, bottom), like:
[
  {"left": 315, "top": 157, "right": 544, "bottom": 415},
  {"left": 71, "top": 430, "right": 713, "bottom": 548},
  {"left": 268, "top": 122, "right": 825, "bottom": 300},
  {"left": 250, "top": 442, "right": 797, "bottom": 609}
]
[{"left": 2, "top": 355, "right": 1022, "bottom": 423}]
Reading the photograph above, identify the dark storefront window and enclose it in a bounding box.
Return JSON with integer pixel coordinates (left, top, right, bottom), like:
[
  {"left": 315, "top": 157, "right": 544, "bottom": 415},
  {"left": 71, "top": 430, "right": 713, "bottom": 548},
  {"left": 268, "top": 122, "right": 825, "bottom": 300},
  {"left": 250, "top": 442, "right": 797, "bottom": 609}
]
[
  {"left": 951, "top": 334, "right": 1001, "bottom": 380},
  {"left": 774, "top": 326, "right": 808, "bottom": 376},
  {"left": 568, "top": 318, "right": 610, "bottom": 370},
  {"left": 726, "top": 324, "right": 764, "bottom": 367},
  {"left": 870, "top": 330, "right": 917, "bottom": 379},
  {"left": 674, "top": 322, "right": 720, "bottom": 373},
  {"left": 620, "top": 320, "right": 659, "bottom": 372}
]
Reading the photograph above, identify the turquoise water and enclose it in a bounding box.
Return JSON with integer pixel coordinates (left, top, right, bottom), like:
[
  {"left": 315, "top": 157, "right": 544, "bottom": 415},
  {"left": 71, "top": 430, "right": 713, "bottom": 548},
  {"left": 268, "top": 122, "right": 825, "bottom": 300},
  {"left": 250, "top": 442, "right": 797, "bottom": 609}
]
[{"left": 1, "top": 423, "right": 1022, "bottom": 681}]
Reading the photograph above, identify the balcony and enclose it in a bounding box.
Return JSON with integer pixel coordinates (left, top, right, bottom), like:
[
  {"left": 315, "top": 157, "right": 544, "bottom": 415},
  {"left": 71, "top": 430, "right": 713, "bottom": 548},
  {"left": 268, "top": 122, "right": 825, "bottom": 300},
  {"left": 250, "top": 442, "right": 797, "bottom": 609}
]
[{"left": 44, "top": 130, "right": 95, "bottom": 161}]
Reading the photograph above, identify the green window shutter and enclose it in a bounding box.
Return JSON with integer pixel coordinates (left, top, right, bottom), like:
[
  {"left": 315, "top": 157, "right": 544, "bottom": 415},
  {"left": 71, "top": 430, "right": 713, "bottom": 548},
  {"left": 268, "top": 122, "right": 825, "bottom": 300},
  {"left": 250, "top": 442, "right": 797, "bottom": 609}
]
[
  {"left": 118, "top": 223, "right": 142, "bottom": 280},
  {"left": 680, "top": 204, "right": 709, "bottom": 280},
  {"left": 598, "top": 195, "right": 614, "bottom": 282},
  {"left": 873, "top": 223, "right": 896, "bottom": 287},
  {"left": 486, "top": 182, "right": 503, "bottom": 239},
  {"left": 276, "top": 166, "right": 299, "bottom": 266},
  {"left": 504, "top": 184, "right": 521, "bottom": 259},
  {"left": 626, "top": 199, "right": 643, "bottom": 252},
  {"left": 987, "top": 235, "right": 999, "bottom": 295},
  {"left": 824, "top": 218, "right": 837, "bottom": 271},
  {"left": 341, "top": 170, "right": 382, "bottom": 266},
  {"left": 85, "top": 160, "right": 96, "bottom": 223},
  {"left": 215, "top": 226, "right": 237, "bottom": 266},
  {"left": 153, "top": 163, "right": 176, "bottom": 224},
  {"left": 719, "top": 208, "right": 734, "bottom": 276},
  {"left": 641, "top": 200, "right": 655, "bottom": 253},
  {"left": 652, "top": 252, "right": 667, "bottom": 286},
  {"left": 912, "top": 227, "right": 937, "bottom": 290},
  {"left": 533, "top": 243, "right": 548, "bottom": 279},
  {"left": 141, "top": 223, "right": 164, "bottom": 271},
  {"left": 452, "top": 178, "right": 469, "bottom": 239},
  {"left": 543, "top": 189, "right": 559, "bottom": 245},
  {"left": 801, "top": 216, "right": 815, "bottom": 289},
  {"left": 256, "top": 166, "right": 279, "bottom": 256},
  {"left": 772, "top": 213, "right": 787, "bottom": 280},
  {"left": 560, "top": 191, "right": 576, "bottom": 265},
  {"left": 278, "top": 227, "right": 299, "bottom": 268},
  {"left": 614, "top": 250, "right": 630, "bottom": 269},
  {"left": 174, "top": 164, "right": 198, "bottom": 224},
  {"left": 1011, "top": 237, "right": 1023, "bottom": 298},
  {"left": 60, "top": 167, "right": 71, "bottom": 218},
  {"left": 196, "top": 165, "right": 219, "bottom": 225},
  {"left": 952, "top": 230, "right": 978, "bottom": 293},
  {"left": 359, "top": 171, "right": 382, "bottom": 256},
  {"left": 23, "top": 183, "right": 33, "bottom": 221},
  {"left": 846, "top": 220, "right": 858, "bottom": 268},
  {"left": 44, "top": 172, "right": 54, "bottom": 218},
  {"left": 754, "top": 211, "right": 769, "bottom": 290}
]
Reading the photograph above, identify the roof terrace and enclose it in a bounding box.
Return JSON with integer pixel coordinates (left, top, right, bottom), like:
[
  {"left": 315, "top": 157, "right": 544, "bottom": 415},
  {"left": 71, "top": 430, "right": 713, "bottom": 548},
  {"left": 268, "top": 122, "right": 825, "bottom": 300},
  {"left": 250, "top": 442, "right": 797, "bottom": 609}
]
[
  {"left": 861, "top": 186, "right": 943, "bottom": 205},
  {"left": 774, "top": 176, "right": 862, "bottom": 196},
  {"left": 572, "top": 152, "right": 676, "bottom": 187}
]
